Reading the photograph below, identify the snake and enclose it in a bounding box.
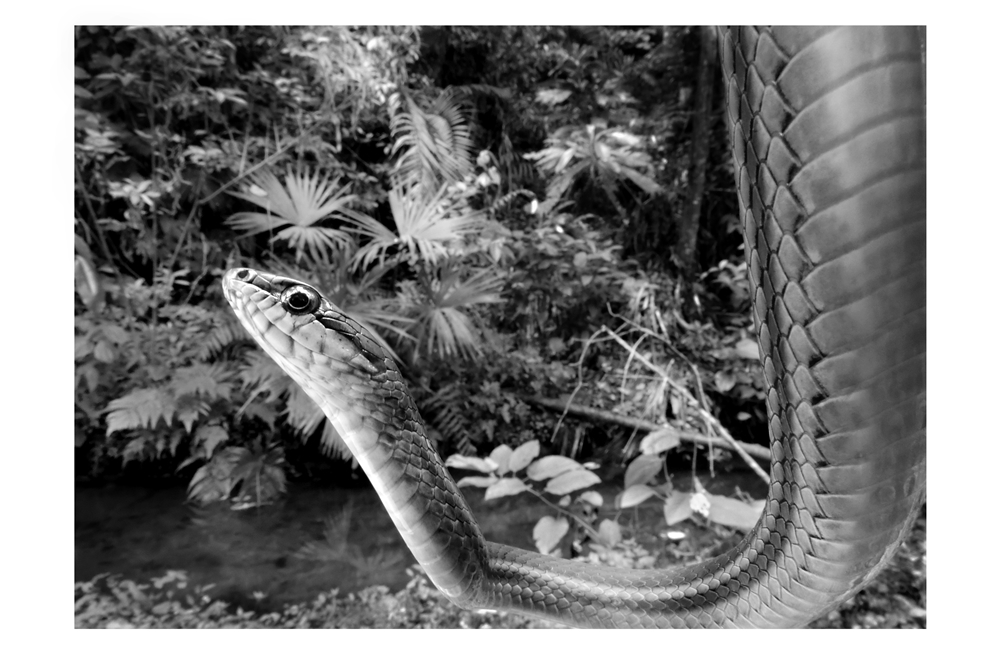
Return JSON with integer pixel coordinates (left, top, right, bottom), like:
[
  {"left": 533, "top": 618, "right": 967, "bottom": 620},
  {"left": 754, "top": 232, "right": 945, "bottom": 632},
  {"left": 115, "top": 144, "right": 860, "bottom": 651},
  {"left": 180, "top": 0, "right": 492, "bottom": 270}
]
[{"left": 221, "top": 26, "right": 925, "bottom": 628}]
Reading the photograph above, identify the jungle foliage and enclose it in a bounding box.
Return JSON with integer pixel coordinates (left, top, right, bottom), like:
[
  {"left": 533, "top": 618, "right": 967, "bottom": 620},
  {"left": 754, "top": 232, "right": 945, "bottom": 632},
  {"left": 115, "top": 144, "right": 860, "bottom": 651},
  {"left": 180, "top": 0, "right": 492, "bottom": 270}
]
[{"left": 75, "top": 26, "right": 763, "bottom": 522}]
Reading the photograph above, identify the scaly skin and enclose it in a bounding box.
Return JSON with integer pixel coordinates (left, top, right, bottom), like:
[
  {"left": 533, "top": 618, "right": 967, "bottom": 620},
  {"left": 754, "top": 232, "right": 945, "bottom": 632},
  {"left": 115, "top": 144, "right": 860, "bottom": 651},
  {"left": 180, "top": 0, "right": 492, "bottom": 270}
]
[{"left": 221, "top": 25, "right": 925, "bottom": 628}]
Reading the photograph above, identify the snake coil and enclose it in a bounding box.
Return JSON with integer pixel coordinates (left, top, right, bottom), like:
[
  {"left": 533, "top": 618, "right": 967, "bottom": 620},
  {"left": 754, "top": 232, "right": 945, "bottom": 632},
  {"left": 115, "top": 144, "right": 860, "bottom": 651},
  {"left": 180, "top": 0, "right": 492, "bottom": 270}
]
[{"left": 223, "top": 26, "right": 925, "bottom": 628}]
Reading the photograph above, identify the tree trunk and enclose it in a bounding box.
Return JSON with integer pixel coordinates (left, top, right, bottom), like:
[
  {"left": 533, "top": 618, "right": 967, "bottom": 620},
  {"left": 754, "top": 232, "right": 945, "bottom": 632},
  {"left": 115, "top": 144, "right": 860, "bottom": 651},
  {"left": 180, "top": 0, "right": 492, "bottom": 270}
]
[{"left": 674, "top": 26, "right": 717, "bottom": 272}]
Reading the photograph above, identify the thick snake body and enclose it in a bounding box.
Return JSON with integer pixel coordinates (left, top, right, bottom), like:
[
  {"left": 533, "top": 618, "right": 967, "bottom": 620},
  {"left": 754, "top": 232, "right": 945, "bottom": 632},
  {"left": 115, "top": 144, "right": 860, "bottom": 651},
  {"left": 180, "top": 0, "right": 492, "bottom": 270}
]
[{"left": 222, "top": 26, "right": 925, "bottom": 628}]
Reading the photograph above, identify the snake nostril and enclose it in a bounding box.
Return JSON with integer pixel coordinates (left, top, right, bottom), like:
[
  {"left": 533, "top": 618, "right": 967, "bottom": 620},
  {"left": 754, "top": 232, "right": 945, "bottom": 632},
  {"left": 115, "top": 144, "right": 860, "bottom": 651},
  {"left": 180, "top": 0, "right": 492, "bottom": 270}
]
[{"left": 235, "top": 269, "right": 250, "bottom": 280}]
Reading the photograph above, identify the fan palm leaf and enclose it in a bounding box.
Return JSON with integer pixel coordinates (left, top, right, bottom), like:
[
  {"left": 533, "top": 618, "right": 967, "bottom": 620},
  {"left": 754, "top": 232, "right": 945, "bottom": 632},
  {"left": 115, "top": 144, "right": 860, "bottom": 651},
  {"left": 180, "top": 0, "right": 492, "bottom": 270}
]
[
  {"left": 345, "top": 184, "right": 483, "bottom": 270},
  {"left": 227, "top": 167, "right": 367, "bottom": 261},
  {"left": 405, "top": 264, "right": 506, "bottom": 359}
]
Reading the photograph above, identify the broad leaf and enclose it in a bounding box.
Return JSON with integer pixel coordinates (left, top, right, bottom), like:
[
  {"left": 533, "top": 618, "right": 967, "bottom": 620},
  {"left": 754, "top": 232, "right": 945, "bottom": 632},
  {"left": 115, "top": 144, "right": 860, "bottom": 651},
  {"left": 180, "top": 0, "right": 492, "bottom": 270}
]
[
  {"left": 705, "top": 493, "right": 765, "bottom": 531},
  {"left": 597, "top": 519, "right": 622, "bottom": 547},
  {"left": 624, "top": 454, "right": 661, "bottom": 488},
  {"left": 735, "top": 338, "right": 759, "bottom": 360},
  {"left": 456, "top": 475, "right": 498, "bottom": 488},
  {"left": 619, "top": 484, "right": 657, "bottom": 509},
  {"left": 639, "top": 429, "right": 681, "bottom": 455},
  {"left": 663, "top": 492, "right": 694, "bottom": 525},
  {"left": 488, "top": 444, "right": 513, "bottom": 475},
  {"left": 484, "top": 477, "right": 528, "bottom": 500},
  {"left": 445, "top": 454, "right": 498, "bottom": 473},
  {"left": 526, "top": 455, "right": 581, "bottom": 481},
  {"left": 508, "top": 440, "right": 540, "bottom": 473},
  {"left": 545, "top": 469, "right": 600, "bottom": 495},
  {"left": 532, "top": 516, "right": 569, "bottom": 555}
]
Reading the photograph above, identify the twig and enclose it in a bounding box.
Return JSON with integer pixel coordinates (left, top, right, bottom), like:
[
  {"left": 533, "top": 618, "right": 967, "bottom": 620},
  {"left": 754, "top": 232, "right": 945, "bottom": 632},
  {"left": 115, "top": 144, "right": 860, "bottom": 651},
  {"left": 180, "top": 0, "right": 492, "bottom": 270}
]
[
  {"left": 597, "top": 327, "right": 770, "bottom": 483},
  {"left": 521, "top": 394, "right": 770, "bottom": 462}
]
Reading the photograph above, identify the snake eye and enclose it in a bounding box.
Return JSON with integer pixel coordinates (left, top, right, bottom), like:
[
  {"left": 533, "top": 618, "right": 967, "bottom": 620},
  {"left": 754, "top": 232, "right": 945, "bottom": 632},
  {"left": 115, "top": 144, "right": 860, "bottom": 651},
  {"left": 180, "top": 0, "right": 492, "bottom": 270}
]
[{"left": 280, "top": 285, "right": 321, "bottom": 315}]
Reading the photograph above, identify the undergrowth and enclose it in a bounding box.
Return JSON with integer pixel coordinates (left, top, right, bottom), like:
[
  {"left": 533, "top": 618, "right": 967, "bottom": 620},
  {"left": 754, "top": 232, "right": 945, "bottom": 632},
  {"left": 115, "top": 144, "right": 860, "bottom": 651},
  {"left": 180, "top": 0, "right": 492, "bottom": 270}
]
[{"left": 75, "top": 507, "right": 925, "bottom": 629}]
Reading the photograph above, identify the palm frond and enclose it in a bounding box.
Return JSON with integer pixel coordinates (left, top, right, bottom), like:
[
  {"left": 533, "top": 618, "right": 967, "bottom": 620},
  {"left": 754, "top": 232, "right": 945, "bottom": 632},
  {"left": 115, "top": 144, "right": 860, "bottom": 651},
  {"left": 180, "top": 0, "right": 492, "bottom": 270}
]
[
  {"left": 226, "top": 166, "right": 369, "bottom": 262},
  {"left": 346, "top": 184, "right": 483, "bottom": 270},
  {"left": 430, "top": 265, "right": 506, "bottom": 308},
  {"left": 407, "top": 264, "right": 506, "bottom": 359}
]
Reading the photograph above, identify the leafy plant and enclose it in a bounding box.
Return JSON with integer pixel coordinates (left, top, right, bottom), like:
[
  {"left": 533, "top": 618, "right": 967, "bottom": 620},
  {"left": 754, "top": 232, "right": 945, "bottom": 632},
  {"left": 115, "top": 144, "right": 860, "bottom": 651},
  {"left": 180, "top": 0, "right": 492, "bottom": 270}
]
[
  {"left": 525, "top": 125, "right": 662, "bottom": 218},
  {"left": 399, "top": 263, "right": 506, "bottom": 360},
  {"left": 448, "top": 431, "right": 764, "bottom": 561},
  {"left": 389, "top": 90, "right": 476, "bottom": 189},
  {"left": 616, "top": 430, "right": 764, "bottom": 532},
  {"left": 503, "top": 219, "right": 641, "bottom": 343},
  {"left": 345, "top": 184, "right": 484, "bottom": 271},
  {"left": 446, "top": 440, "right": 611, "bottom": 556},
  {"left": 227, "top": 167, "right": 369, "bottom": 263},
  {"left": 184, "top": 444, "right": 287, "bottom": 508}
]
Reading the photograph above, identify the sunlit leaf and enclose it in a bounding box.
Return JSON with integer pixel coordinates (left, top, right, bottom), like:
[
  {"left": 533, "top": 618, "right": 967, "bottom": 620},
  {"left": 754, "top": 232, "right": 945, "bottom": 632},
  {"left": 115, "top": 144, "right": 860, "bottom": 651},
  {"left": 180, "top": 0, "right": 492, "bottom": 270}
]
[
  {"left": 597, "top": 519, "right": 622, "bottom": 547},
  {"left": 526, "top": 455, "right": 581, "bottom": 481},
  {"left": 488, "top": 445, "right": 513, "bottom": 475},
  {"left": 639, "top": 429, "right": 681, "bottom": 455},
  {"left": 624, "top": 454, "right": 661, "bottom": 489},
  {"left": 619, "top": 484, "right": 657, "bottom": 509},
  {"left": 457, "top": 475, "right": 499, "bottom": 488},
  {"left": 445, "top": 454, "right": 498, "bottom": 473},
  {"left": 532, "top": 516, "right": 569, "bottom": 555},
  {"left": 93, "top": 341, "right": 115, "bottom": 363},
  {"left": 715, "top": 370, "right": 736, "bottom": 392},
  {"left": 535, "top": 88, "right": 572, "bottom": 105},
  {"left": 705, "top": 493, "right": 765, "bottom": 531},
  {"left": 484, "top": 477, "right": 528, "bottom": 500},
  {"left": 508, "top": 440, "right": 540, "bottom": 473},
  {"left": 545, "top": 469, "right": 600, "bottom": 495},
  {"left": 663, "top": 492, "right": 694, "bottom": 525}
]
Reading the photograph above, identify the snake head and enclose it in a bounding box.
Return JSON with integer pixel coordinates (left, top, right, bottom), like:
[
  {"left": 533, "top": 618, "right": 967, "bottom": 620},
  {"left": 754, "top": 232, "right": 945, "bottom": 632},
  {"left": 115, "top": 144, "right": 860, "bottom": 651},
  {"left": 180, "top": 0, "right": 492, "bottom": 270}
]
[{"left": 222, "top": 267, "right": 386, "bottom": 377}]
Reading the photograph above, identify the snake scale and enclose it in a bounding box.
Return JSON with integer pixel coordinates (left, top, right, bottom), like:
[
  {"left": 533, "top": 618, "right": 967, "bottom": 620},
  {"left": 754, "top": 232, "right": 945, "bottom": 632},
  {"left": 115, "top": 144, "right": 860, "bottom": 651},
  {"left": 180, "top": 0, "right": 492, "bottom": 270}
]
[{"left": 222, "top": 26, "right": 925, "bottom": 628}]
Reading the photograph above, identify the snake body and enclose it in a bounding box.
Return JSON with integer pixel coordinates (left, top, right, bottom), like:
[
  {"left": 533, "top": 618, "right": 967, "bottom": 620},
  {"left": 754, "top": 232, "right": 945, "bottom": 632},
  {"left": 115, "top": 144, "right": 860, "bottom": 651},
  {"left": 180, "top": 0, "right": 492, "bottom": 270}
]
[{"left": 222, "top": 26, "right": 925, "bottom": 628}]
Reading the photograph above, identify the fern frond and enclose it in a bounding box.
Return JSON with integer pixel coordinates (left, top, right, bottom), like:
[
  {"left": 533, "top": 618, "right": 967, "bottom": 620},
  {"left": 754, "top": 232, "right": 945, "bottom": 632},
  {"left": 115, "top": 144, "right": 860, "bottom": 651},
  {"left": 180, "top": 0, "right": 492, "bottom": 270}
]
[
  {"left": 105, "top": 388, "right": 176, "bottom": 436},
  {"left": 284, "top": 386, "right": 353, "bottom": 462},
  {"left": 389, "top": 91, "right": 475, "bottom": 190},
  {"left": 171, "top": 363, "right": 235, "bottom": 400},
  {"left": 238, "top": 351, "right": 293, "bottom": 402},
  {"left": 196, "top": 320, "right": 244, "bottom": 360},
  {"left": 319, "top": 421, "right": 352, "bottom": 461},
  {"left": 285, "top": 385, "right": 325, "bottom": 436}
]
